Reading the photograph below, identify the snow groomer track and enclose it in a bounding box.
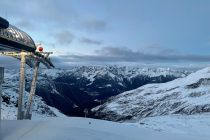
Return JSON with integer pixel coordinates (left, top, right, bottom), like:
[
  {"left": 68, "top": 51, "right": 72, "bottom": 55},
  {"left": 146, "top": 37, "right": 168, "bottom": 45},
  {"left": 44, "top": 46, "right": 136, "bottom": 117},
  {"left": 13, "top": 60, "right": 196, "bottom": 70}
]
[{"left": 0, "top": 17, "right": 54, "bottom": 120}]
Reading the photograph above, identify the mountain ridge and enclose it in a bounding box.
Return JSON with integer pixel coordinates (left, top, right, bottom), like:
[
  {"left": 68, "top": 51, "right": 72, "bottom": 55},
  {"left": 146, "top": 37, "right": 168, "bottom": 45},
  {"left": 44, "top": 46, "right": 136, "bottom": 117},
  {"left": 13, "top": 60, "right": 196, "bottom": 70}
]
[
  {"left": 92, "top": 67, "right": 210, "bottom": 121},
  {"left": 1, "top": 66, "right": 190, "bottom": 119}
]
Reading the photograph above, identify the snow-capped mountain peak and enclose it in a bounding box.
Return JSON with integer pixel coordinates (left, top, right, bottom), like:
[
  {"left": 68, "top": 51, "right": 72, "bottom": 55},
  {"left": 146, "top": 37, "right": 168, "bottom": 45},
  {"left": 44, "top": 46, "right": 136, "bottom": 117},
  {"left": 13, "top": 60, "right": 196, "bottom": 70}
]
[
  {"left": 92, "top": 67, "right": 210, "bottom": 122},
  {"left": 1, "top": 65, "right": 190, "bottom": 119}
]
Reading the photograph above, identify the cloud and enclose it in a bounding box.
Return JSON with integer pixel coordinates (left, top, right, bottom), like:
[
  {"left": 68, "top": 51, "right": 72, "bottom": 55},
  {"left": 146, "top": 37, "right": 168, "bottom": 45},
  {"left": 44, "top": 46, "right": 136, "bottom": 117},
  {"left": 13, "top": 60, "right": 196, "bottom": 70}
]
[
  {"left": 16, "top": 19, "right": 35, "bottom": 30},
  {"left": 140, "top": 45, "right": 177, "bottom": 55},
  {"left": 53, "top": 31, "right": 75, "bottom": 45},
  {"left": 81, "top": 18, "right": 107, "bottom": 32},
  {"left": 56, "top": 46, "right": 210, "bottom": 64},
  {"left": 1, "top": 0, "right": 108, "bottom": 32},
  {"left": 1, "top": 0, "right": 77, "bottom": 24},
  {"left": 79, "top": 37, "right": 103, "bottom": 45}
]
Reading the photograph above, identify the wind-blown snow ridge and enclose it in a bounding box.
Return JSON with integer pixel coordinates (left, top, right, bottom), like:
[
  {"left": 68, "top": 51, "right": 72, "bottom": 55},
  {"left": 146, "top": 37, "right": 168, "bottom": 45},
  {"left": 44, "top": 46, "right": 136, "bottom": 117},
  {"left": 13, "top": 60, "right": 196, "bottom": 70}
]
[{"left": 92, "top": 67, "right": 210, "bottom": 121}]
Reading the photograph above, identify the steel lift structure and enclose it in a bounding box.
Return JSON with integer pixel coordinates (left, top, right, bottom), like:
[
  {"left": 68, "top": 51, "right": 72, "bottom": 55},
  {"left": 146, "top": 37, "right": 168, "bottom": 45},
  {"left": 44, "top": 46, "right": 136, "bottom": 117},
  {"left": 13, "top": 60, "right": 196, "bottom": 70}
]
[{"left": 0, "top": 17, "right": 54, "bottom": 120}]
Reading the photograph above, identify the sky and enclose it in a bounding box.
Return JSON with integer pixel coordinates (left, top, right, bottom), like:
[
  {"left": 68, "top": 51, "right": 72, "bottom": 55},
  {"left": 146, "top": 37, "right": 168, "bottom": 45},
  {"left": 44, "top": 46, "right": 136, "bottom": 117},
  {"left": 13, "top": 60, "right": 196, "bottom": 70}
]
[{"left": 1, "top": 0, "right": 210, "bottom": 69}]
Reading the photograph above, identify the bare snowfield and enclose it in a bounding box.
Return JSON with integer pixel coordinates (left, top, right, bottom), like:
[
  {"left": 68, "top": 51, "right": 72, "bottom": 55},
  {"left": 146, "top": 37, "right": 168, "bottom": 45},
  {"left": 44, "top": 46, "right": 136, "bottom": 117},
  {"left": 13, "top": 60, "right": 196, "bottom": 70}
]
[
  {"left": 0, "top": 117, "right": 207, "bottom": 140},
  {"left": 126, "top": 113, "right": 210, "bottom": 138}
]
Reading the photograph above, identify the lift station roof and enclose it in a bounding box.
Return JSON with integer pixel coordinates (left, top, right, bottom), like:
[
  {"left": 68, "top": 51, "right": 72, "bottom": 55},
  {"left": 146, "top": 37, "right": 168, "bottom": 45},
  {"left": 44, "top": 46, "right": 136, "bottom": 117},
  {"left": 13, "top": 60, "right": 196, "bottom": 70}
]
[{"left": 0, "top": 17, "right": 54, "bottom": 68}]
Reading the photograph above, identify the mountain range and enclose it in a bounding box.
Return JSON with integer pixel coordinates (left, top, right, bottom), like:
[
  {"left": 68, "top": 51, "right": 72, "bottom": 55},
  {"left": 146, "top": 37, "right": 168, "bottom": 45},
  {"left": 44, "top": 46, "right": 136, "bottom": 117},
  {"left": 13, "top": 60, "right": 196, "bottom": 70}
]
[
  {"left": 1, "top": 66, "right": 189, "bottom": 118},
  {"left": 92, "top": 67, "right": 210, "bottom": 122}
]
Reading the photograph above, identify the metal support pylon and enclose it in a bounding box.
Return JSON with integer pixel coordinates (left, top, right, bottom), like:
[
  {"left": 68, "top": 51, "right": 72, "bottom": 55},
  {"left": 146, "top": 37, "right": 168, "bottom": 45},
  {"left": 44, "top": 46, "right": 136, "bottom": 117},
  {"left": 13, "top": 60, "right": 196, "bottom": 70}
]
[
  {"left": 0, "top": 50, "right": 53, "bottom": 120},
  {"left": 17, "top": 51, "right": 26, "bottom": 120},
  {"left": 24, "top": 60, "right": 40, "bottom": 119}
]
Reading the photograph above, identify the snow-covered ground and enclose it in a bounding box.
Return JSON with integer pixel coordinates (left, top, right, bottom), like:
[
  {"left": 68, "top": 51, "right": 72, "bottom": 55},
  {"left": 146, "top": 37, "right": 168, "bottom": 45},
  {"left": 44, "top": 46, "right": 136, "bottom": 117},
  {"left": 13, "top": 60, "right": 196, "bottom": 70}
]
[
  {"left": 1, "top": 117, "right": 206, "bottom": 140},
  {"left": 126, "top": 113, "right": 210, "bottom": 138}
]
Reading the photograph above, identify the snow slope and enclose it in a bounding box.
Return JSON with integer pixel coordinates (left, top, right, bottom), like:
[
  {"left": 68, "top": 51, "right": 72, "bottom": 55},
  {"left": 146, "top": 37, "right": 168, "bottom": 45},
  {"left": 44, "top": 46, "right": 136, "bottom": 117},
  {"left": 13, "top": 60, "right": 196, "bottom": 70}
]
[
  {"left": 1, "top": 117, "right": 204, "bottom": 140},
  {"left": 125, "top": 113, "right": 210, "bottom": 138},
  {"left": 92, "top": 67, "right": 210, "bottom": 121},
  {"left": 1, "top": 69, "right": 65, "bottom": 120}
]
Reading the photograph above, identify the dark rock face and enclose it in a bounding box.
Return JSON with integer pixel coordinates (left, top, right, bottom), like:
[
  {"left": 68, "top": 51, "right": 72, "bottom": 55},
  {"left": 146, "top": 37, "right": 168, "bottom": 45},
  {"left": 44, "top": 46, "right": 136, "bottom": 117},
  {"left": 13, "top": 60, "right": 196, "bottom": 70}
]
[{"left": 24, "top": 66, "right": 189, "bottom": 117}]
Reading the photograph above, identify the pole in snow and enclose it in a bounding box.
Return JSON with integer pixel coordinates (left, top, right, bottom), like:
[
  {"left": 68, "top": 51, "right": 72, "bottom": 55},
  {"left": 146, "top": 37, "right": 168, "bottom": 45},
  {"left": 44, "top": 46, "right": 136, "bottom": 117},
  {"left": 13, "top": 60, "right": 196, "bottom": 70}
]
[
  {"left": 17, "top": 51, "right": 26, "bottom": 120},
  {"left": 0, "top": 67, "right": 4, "bottom": 120},
  {"left": 24, "top": 60, "right": 40, "bottom": 119},
  {"left": 84, "top": 108, "right": 88, "bottom": 118}
]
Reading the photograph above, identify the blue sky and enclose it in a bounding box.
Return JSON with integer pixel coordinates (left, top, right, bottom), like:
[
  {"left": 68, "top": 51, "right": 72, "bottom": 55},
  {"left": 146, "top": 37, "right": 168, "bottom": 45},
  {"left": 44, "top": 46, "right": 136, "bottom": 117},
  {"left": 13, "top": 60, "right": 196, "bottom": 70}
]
[{"left": 1, "top": 0, "right": 210, "bottom": 68}]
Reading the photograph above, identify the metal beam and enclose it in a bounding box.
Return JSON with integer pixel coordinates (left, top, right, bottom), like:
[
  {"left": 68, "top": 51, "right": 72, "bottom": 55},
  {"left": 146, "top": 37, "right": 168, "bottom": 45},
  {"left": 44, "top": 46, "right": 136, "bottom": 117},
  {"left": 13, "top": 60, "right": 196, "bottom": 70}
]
[
  {"left": 24, "top": 60, "right": 40, "bottom": 119},
  {"left": 17, "top": 51, "right": 26, "bottom": 120}
]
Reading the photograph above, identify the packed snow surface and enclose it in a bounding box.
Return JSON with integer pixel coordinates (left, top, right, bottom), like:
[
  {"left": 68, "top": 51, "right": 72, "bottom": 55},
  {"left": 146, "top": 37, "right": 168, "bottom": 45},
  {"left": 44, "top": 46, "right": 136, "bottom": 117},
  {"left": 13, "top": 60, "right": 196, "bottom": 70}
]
[
  {"left": 126, "top": 113, "right": 210, "bottom": 138},
  {"left": 1, "top": 117, "right": 205, "bottom": 140}
]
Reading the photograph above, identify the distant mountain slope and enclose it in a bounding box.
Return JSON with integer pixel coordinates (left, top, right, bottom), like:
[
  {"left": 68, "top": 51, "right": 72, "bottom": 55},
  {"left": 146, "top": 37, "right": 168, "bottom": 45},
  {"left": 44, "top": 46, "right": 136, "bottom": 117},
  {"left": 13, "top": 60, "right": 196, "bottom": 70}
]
[
  {"left": 92, "top": 67, "right": 210, "bottom": 121},
  {"left": 34, "top": 66, "right": 188, "bottom": 116},
  {"left": 1, "top": 66, "right": 189, "bottom": 118}
]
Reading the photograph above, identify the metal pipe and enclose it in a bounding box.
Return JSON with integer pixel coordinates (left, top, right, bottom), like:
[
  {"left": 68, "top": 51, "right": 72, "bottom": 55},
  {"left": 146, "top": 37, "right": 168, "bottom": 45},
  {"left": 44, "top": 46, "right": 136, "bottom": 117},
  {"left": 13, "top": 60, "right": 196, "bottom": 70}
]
[
  {"left": 17, "top": 51, "right": 26, "bottom": 120},
  {"left": 24, "top": 60, "right": 40, "bottom": 119}
]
